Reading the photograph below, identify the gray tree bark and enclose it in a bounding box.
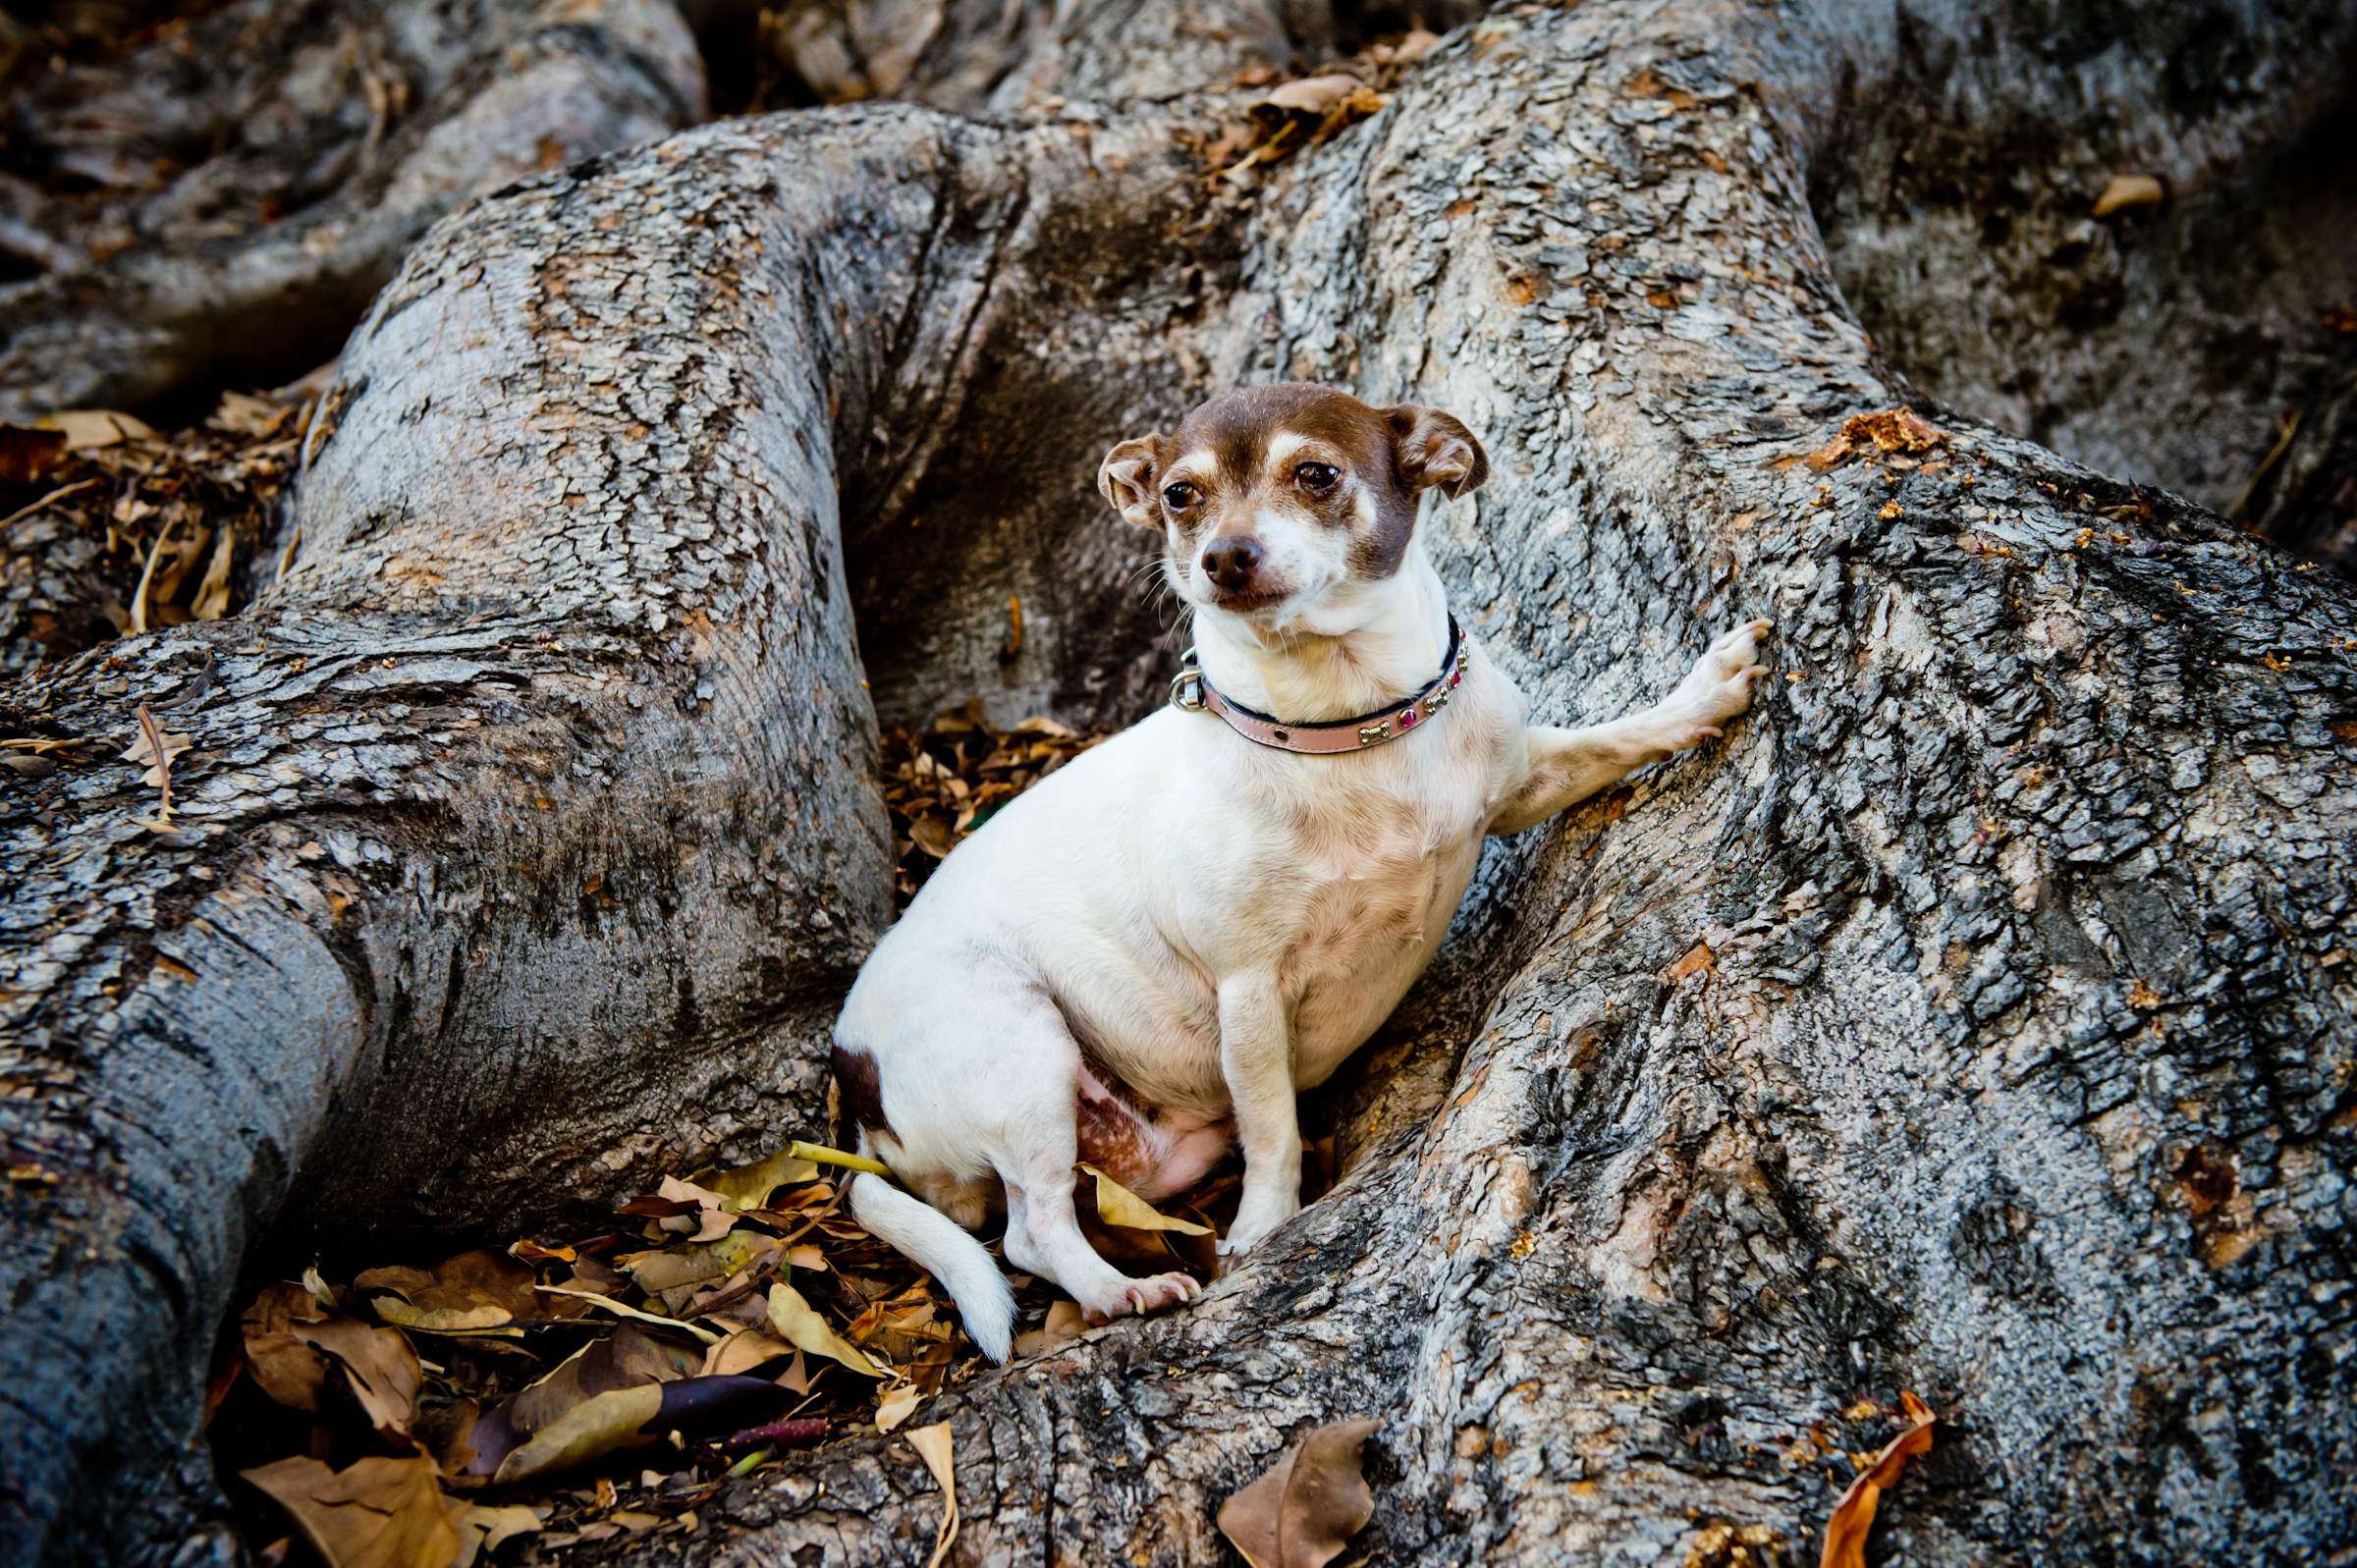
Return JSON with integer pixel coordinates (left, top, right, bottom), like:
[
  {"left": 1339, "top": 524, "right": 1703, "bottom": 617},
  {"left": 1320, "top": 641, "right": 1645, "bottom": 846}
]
[
  {"left": 3, "top": 1, "right": 2354, "bottom": 1566},
  {"left": 0, "top": 0, "right": 704, "bottom": 419}
]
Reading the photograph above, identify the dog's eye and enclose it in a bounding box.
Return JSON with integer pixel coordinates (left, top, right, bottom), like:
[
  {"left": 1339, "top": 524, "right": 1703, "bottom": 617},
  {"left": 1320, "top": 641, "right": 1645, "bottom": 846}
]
[
  {"left": 1163, "top": 482, "right": 1199, "bottom": 510},
  {"left": 1294, "top": 462, "right": 1340, "bottom": 491}
]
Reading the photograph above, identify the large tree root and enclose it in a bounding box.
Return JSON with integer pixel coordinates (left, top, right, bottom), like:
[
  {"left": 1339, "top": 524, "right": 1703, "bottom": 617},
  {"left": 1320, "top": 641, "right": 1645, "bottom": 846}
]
[
  {"left": 0, "top": 0, "right": 703, "bottom": 419},
  {"left": 2, "top": 0, "right": 2354, "bottom": 1564}
]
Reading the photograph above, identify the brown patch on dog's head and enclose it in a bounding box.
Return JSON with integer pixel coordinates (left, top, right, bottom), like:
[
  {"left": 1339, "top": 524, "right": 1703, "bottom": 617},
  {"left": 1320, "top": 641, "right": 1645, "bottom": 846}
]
[
  {"left": 1387, "top": 405, "right": 1489, "bottom": 500},
  {"left": 1097, "top": 433, "right": 1172, "bottom": 530},
  {"left": 1095, "top": 384, "right": 1490, "bottom": 616}
]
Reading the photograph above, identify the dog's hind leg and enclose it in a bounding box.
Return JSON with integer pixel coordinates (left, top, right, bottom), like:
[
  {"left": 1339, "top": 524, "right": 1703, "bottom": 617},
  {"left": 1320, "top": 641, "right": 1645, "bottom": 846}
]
[{"left": 993, "top": 1071, "right": 1201, "bottom": 1327}]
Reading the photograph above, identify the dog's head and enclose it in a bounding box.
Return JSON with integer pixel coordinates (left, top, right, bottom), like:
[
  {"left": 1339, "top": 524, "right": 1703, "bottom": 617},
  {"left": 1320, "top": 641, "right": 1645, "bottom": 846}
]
[{"left": 1097, "top": 384, "right": 1488, "bottom": 622}]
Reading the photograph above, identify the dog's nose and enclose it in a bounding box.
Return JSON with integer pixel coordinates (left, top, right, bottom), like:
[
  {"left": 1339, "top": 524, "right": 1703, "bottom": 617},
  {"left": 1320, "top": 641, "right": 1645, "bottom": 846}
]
[{"left": 1202, "top": 536, "right": 1263, "bottom": 592}]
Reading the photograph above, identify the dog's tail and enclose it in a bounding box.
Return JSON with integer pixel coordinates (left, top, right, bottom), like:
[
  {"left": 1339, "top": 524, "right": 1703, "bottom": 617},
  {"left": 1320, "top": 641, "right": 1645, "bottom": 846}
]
[{"left": 848, "top": 1171, "right": 1016, "bottom": 1362}]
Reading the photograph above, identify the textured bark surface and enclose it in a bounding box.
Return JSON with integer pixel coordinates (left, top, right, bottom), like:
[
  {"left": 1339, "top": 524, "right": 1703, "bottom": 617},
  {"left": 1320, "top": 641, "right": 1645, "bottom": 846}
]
[
  {"left": 2, "top": 0, "right": 2354, "bottom": 1565},
  {"left": 0, "top": 0, "right": 703, "bottom": 419},
  {"left": 1814, "top": 16, "right": 2357, "bottom": 575}
]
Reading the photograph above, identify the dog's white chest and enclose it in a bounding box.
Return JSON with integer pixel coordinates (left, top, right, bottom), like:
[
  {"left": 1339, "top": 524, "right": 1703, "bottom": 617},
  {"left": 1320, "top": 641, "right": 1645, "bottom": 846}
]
[
  {"left": 1244, "top": 685, "right": 1518, "bottom": 1087},
  {"left": 1279, "top": 819, "right": 1482, "bottom": 1085}
]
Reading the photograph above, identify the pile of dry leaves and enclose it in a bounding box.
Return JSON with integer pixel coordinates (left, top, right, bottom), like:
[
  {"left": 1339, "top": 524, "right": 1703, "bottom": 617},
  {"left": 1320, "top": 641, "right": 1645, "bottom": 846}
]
[
  {"left": 877, "top": 701, "right": 1100, "bottom": 905},
  {"left": 1183, "top": 28, "right": 1443, "bottom": 180},
  {"left": 0, "top": 387, "right": 318, "bottom": 676},
  {"left": 209, "top": 1140, "right": 1240, "bottom": 1565}
]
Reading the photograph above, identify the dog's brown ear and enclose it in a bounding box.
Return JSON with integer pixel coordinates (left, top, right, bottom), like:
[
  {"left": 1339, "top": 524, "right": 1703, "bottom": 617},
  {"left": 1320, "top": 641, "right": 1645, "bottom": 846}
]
[
  {"left": 1387, "top": 406, "right": 1490, "bottom": 500},
  {"left": 1097, "top": 435, "right": 1170, "bottom": 529}
]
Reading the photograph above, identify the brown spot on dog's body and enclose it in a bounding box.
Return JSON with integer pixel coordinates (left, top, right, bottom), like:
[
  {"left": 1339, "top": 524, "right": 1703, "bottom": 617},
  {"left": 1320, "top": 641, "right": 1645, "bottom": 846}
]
[
  {"left": 830, "top": 1042, "right": 893, "bottom": 1141},
  {"left": 1072, "top": 1050, "right": 1236, "bottom": 1201},
  {"left": 1076, "top": 1077, "right": 1156, "bottom": 1190}
]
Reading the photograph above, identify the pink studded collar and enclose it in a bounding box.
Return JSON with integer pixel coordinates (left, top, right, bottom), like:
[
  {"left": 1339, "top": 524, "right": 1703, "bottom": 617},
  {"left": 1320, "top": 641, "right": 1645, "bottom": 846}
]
[{"left": 1169, "top": 617, "right": 1467, "bottom": 755}]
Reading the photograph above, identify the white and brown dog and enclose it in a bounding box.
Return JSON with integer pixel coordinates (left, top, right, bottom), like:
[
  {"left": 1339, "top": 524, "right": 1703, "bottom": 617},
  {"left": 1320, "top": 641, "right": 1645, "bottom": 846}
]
[{"left": 831, "top": 383, "right": 1768, "bottom": 1359}]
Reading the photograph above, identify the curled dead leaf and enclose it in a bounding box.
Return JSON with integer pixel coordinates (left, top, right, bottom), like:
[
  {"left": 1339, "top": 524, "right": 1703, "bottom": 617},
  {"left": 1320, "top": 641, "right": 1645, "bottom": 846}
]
[
  {"left": 122, "top": 706, "right": 192, "bottom": 833},
  {"left": 358, "top": 1247, "right": 549, "bottom": 1325},
  {"left": 537, "top": 1284, "right": 722, "bottom": 1343},
  {"left": 1257, "top": 73, "right": 1369, "bottom": 117},
  {"left": 465, "top": 1324, "right": 702, "bottom": 1479},
  {"left": 876, "top": 1380, "right": 925, "bottom": 1433},
  {"left": 2092, "top": 174, "right": 2164, "bottom": 217},
  {"left": 906, "top": 1422, "right": 959, "bottom": 1568},
  {"left": 1011, "top": 1300, "right": 1090, "bottom": 1358},
  {"left": 694, "top": 1147, "right": 822, "bottom": 1211},
  {"left": 244, "top": 1282, "right": 424, "bottom": 1433},
  {"left": 454, "top": 1504, "right": 543, "bottom": 1568},
  {"left": 1819, "top": 1391, "right": 1936, "bottom": 1568},
  {"left": 1217, "top": 1417, "right": 1381, "bottom": 1568},
  {"left": 702, "top": 1326, "right": 795, "bottom": 1379},
  {"left": 37, "top": 408, "right": 158, "bottom": 450}
]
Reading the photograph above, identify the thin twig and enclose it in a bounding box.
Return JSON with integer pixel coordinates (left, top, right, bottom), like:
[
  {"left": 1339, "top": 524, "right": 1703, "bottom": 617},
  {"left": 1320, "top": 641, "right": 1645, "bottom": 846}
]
[
  {"left": 2229, "top": 409, "right": 2300, "bottom": 520},
  {"left": 786, "top": 1140, "right": 891, "bottom": 1177},
  {"left": 134, "top": 704, "right": 175, "bottom": 822},
  {"left": 0, "top": 478, "right": 99, "bottom": 534},
  {"left": 130, "top": 517, "right": 177, "bottom": 636}
]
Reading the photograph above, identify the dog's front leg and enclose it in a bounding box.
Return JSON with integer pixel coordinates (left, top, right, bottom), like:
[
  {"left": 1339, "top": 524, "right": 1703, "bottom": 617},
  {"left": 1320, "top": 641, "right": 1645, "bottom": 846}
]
[
  {"left": 1489, "top": 620, "right": 1771, "bottom": 835},
  {"left": 1217, "top": 969, "right": 1300, "bottom": 1255}
]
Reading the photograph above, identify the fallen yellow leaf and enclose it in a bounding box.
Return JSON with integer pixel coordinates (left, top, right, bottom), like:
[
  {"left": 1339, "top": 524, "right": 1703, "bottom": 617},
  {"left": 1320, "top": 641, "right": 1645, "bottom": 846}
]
[
  {"left": 767, "top": 1283, "right": 884, "bottom": 1377},
  {"left": 1081, "top": 1164, "right": 1213, "bottom": 1235}
]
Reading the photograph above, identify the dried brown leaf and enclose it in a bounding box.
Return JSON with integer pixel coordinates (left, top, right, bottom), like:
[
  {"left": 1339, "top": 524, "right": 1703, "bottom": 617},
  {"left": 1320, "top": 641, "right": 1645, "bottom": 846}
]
[
  {"left": 0, "top": 424, "right": 68, "bottom": 484},
  {"left": 906, "top": 1422, "right": 959, "bottom": 1568},
  {"left": 358, "top": 1247, "right": 553, "bottom": 1325},
  {"left": 1010, "top": 1300, "right": 1090, "bottom": 1358},
  {"left": 463, "top": 1325, "right": 701, "bottom": 1479},
  {"left": 120, "top": 709, "right": 192, "bottom": 789},
  {"left": 237, "top": 1286, "right": 427, "bottom": 1440},
  {"left": 767, "top": 1283, "right": 885, "bottom": 1377},
  {"left": 192, "top": 526, "right": 236, "bottom": 620},
  {"left": 1668, "top": 942, "right": 1717, "bottom": 983},
  {"left": 701, "top": 1327, "right": 795, "bottom": 1379},
  {"left": 695, "top": 1147, "right": 821, "bottom": 1211},
  {"left": 38, "top": 408, "right": 158, "bottom": 450},
  {"left": 1256, "top": 72, "right": 1368, "bottom": 117},
  {"left": 1217, "top": 1417, "right": 1381, "bottom": 1568},
  {"left": 453, "top": 1504, "right": 543, "bottom": 1568},
  {"left": 242, "top": 1452, "right": 463, "bottom": 1568},
  {"left": 876, "top": 1380, "right": 925, "bottom": 1433},
  {"left": 1819, "top": 1392, "right": 1937, "bottom": 1568},
  {"left": 1081, "top": 1163, "right": 1214, "bottom": 1235}
]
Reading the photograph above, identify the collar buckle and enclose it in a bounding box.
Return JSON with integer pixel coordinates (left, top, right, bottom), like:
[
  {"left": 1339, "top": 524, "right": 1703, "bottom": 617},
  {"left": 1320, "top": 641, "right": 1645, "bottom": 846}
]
[{"left": 1170, "top": 647, "right": 1208, "bottom": 712}]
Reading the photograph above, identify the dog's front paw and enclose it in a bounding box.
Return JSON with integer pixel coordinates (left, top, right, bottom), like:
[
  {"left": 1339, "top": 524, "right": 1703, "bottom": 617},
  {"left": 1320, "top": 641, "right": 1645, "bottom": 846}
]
[
  {"left": 1078, "top": 1271, "right": 1201, "bottom": 1325},
  {"left": 1665, "top": 619, "right": 1773, "bottom": 740}
]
